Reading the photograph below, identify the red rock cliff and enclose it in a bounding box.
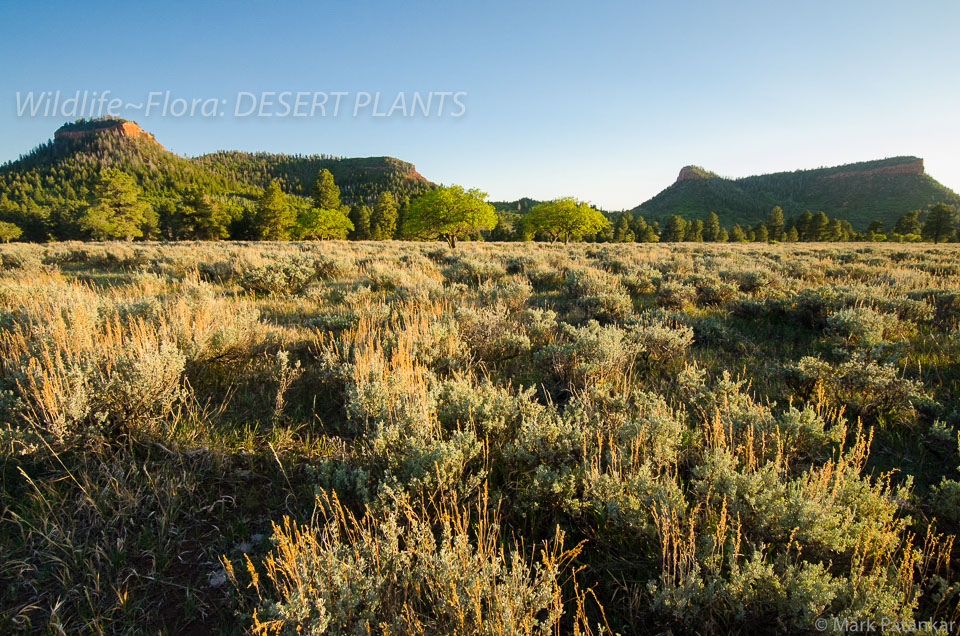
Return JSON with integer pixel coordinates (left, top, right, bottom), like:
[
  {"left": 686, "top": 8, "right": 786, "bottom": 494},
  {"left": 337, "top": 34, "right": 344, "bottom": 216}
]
[
  {"left": 55, "top": 121, "right": 164, "bottom": 150},
  {"left": 676, "top": 165, "right": 718, "bottom": 183}
]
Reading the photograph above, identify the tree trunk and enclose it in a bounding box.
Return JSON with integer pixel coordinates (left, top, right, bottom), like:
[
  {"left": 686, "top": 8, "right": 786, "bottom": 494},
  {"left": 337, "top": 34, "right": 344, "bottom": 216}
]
[{"left": 447, "top": 235, "right": 457, "bottom": 249}]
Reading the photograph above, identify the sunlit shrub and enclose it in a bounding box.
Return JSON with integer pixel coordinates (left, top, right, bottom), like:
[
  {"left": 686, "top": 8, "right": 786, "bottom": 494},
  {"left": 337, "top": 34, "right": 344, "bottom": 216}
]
[
  {"left": 564, "top": 267, "right": 633, "bottom": 322},
  {"left": 231, "top": 492, "right": 583, "bottom": 635},
  {"left": 239, "top": 255, "right": 317, "bottom": 295},
  {"left": 790, "top": 356, "right": 925, "bottom": 420},
  {"left": 694, "top": 276, "right": 739, "bottom": 306},
  {"left": 655, "top": 280, "right": 695, "bottom": 309},
  {"left": 826, "top": 307, "right": 905, "bottom": 348},
  {"left": 442, "top": 257, "right": 506, "bottom": 285}
]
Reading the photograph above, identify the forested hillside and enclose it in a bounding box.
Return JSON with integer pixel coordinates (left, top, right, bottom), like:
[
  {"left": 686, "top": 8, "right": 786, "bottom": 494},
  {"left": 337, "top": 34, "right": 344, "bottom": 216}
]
[
  {"left": 0, "top": 119, "right": 433, "bottom": 240},
  {"left": 634, "top": 157, "right": 960, "bottom": 230}
]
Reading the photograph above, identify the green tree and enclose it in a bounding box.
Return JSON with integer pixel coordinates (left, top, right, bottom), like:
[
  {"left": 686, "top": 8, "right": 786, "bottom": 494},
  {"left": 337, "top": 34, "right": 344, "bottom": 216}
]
[
  {"left": 662, "top": 215, "right": 687, "bottom": 242},
  {"left": 612, "top": 213, "right": 634, "bottom": 242},
  {"left": 631, "top": 214, "right": 649, "bottom": 239},
  {"left": 370, "top": 192, "right": 398, "bottom": 239},
  {"left": 638, "top": 224, "right": 659, "bottom": 242},
  {"left": 785, "top": 226, "right": 799, "bottom": 242},
  {"left": 825, "top": 218, "right": 844, "bottom": 242},
  {"left": 297, "top": 169, "right": 353, "bottom": 240},
  {"left": 404, "top": 185, "right": 497, "bottom": 248},
  {"left": 80, "top": 168, "right": 152, "bottom": 241},
  {"left": 840, "top": 220, "right": 855, "bottom": 241},
  {"left": 728, "top": 224, "right": 747, "bottom": 242},
  {"left": 703, "top": 212, "right": 721, "bottom": 242},
  {"left": 807, "top": 211, "right": 829, "bottom": 242},
  {"left": 524, "top": 196, "right": 609, "bottom": 244},
  {"left": 491, "top": 211, "right": 526, "bottom": 241},
  {"left": 754, "top": 223, "right": 769, "bottom": 242},
  {"left": 795, "top": 211, "right": 813, "bottom": 241},
  {"left": 685, "top": 219, "right": 704, "bottom": 242},
  {"left": 632, "top": 215, "right": 658, "bottom": 242},
  {"left": 311, "top": 169, "right": 341, "bottom": 210},
  {"left": 173, "top": 187, "right": 229, "bottom": 240},
  {"left": 349, "top": 204, "right": 372, "bottom": 239},
  {"left": 923, "top": 203, "right": 956, "bottom": 243},
  {"left": 253, "top": 180, "right": 296, "bottom": 240},
  {"left": 766, "top": 206, "right": 784, "bottom": 241},
  {"left": 296, "top": 203, "right": 353, "bottom": 240},
  {"left": 894, "top": 210, "right": 922, "bottom": 236},
  {"left": 717, "top": 226, "right": 729, "bottom": 242},
  {"left": 0, "top": 221, "right": 22, "bottom": 243}
]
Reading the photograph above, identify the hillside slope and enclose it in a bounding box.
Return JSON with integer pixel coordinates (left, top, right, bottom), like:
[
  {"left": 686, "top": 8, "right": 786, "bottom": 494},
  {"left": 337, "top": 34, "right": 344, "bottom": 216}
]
[
  {"left": 194, "top": 151, "right": 431, "bottom": 205},
  {"left": 633, "top": 157, "right": 960, "bottom": 230},
  {"left": 0, "top": 119, "right": 434, "bottom": 240}
]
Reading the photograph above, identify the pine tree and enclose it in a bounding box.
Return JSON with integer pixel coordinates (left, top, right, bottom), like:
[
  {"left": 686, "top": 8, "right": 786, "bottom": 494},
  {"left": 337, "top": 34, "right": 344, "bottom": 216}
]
[
  {"left": 638, "top": 224, "right": 659, "bottom": 242},
  {"left": 894, "top": 210, "right": 922, "bottom": 236},
  {"left": 824, "top": 218, "right": 844, "bottom": 242},
  {"left": 630, "top": 213, "right": 649, "bottom": 239},
  {"left": 311, "top": 169, "right": 341, "bottom": 210},
  {"left": 796, "top": 211, "right": 813, "bottom": 241},
  {"left": 807, "top": 211, "right": 829, "bottom": 242},
  {"left": 663, "top": 215, "right": 687, "bottom": 242},
  {"left": 717, "top": 227, "right": 729, "bottom": 242},
  {"left": 370, "top": 192, "right": 398, "bottom": 239},
  {"left": 613, "top": 213, "right": 634, "bottom": 242},
  {"left": 349, "top": 204, "right": 372, "bottom": 239},
  {"left": 766, "top": 206, "right": 784, "bottom": 241},
  {"left": 253, "top": 180, "right": 295, "bottom": 240},
  {"left": 703, "top": 212, "right": 721, "bottom": 242},
  {"left": 923, "top": 203, "right": 956, "bottom": 243},
  {"left": 840, "top": 220, "right": 855, "bottom": 241},
  {"left": 173, "top": 187, "right": 229, "bottom": 240},
  {"left": 754, "top": 223, "right": 769, "bottom": 242},
  {"left": 80, "top": 168, "right": 152, "bottom": 241},
  {"left": 729, "top": 224, "right": 747, "bottom": 242}
]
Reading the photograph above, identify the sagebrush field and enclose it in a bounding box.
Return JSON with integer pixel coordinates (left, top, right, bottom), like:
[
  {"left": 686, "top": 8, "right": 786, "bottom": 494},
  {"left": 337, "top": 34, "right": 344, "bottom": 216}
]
[{"left": 2, "top": 240, "right": 960, "bottom": 634}]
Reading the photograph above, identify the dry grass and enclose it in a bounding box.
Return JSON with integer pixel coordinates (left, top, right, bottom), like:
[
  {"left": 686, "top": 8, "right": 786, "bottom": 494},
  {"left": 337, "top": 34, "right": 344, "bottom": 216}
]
[{"left": 1, "top": 240, "right": 959, "bottom": 633}]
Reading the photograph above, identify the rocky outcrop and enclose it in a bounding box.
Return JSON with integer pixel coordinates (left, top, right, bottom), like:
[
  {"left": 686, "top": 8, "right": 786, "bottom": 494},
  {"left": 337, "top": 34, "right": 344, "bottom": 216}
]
[
  {"left": 55, "top": 120, "right": 164, "bottom": 150},
  {"left": 676, "top": 165, "right": 718, "bottom": 183}
]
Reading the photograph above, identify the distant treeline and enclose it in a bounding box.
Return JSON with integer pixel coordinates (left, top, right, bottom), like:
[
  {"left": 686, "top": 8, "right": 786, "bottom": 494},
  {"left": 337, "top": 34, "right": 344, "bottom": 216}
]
[
  {"left": 0, "top": 161, "right": 958, "bottom": 245},
  {"left": 488, "top": 204, "right": 959, "bottom": 245}
]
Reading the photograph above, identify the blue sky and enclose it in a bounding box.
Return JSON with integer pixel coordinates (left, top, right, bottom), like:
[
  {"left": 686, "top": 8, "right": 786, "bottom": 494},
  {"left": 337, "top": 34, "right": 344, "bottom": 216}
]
[{"left": 2, "top": 0, "right": 959, "bottom": 209}]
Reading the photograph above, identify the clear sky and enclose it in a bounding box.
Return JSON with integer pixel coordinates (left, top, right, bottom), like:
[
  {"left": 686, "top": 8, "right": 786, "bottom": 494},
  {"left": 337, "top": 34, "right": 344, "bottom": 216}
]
[{"left": 2, "top": 0, "right": 959, "bottom": 210}]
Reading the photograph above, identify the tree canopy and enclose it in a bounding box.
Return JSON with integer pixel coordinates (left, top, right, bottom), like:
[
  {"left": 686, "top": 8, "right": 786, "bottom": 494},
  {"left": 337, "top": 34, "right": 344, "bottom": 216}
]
[
  {"left": 923, "top": 203, "right": 956, "bottom": 243},
  {"left": 0, "top": 221, "right": 22, "bottom": 243},
  {"left": 295, "top": 169, "right": 354, "bottom": 239},
  {"left": 524, "top": 197, "right": 609, "bottom": 244},
  {"left": 370, "top": 192, "right": 398, "bottom": 240},
  {"left": 253, "top": 180, "right": 295, "bottom": 240},
  {"left": 403, "top": 185, "right": 497, "bottom": 248},
  {"left": 80, "top": 168, "right": 153, "bottom": 241},
  {"left": 170, "top": 186, "right": 229, "bottom": 240}
]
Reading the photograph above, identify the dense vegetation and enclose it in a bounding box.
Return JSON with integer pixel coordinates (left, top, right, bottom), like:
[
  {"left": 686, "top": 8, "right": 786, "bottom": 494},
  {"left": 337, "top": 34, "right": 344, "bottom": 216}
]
[
  {"left": 3, "top": 123, "right": 960, "bottom": 248},
  {"left": 634, "top": 157, "right": 960, "bottom": 231},
  {"left": 194, "top": 151, "right": 432, "bottom": 206},
  {"left": 0, "top": 120, "right": 431, "bottom": 242},
  {"left": 2, "top": 240, "right": 960, "bottom": 633}
]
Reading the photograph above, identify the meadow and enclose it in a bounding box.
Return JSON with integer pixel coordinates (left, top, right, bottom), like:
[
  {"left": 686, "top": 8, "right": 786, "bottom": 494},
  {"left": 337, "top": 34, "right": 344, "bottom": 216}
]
[{"left": 1, "top": 240, "right": 959, "bottom": 634}]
